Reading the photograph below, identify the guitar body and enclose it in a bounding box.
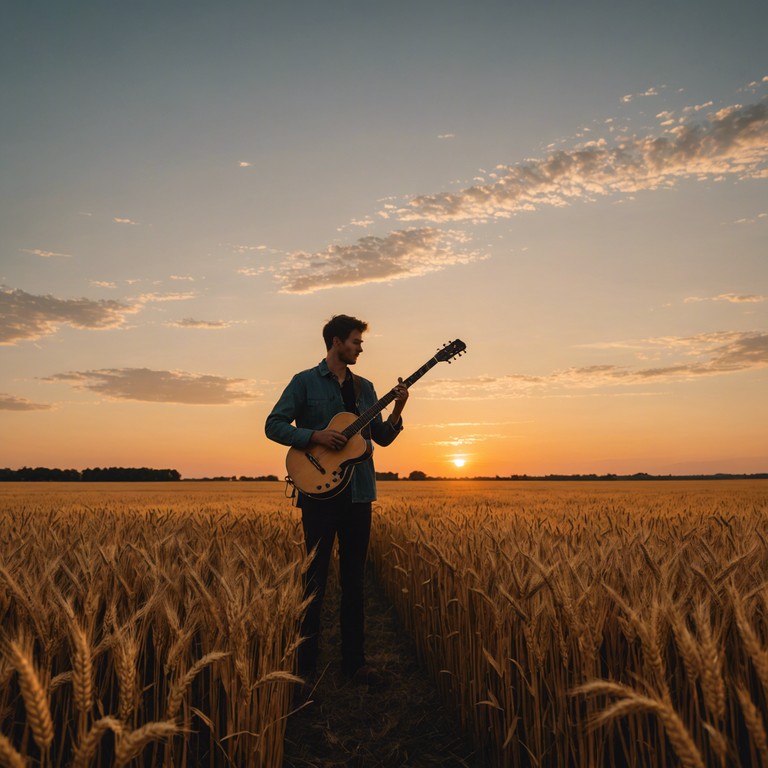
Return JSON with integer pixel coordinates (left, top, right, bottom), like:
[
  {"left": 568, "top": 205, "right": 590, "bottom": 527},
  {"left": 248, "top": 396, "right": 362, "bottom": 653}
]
[{"left": 286, "top": 412, "right": 373, "bottom": 500}]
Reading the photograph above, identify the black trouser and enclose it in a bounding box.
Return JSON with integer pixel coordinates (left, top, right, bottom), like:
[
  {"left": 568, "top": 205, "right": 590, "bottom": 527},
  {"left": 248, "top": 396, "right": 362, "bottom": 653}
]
[{"left": 297, "top": 489, "right": 372, "bottom": 676}]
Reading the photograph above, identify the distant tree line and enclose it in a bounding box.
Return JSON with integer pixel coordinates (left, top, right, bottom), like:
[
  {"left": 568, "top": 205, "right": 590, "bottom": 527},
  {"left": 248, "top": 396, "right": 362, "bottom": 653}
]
[
  {"left": 376, "top": 470, "right": 768, "bottom": 481},
  {"left": 0, "top": 467, "right": 181, "bottom": 482},
  {"left": 6, "top": 467, "right": 764, "bottom": 483},
  {"left": 189, "top": 475, "right": 280, "bottom": 482}
]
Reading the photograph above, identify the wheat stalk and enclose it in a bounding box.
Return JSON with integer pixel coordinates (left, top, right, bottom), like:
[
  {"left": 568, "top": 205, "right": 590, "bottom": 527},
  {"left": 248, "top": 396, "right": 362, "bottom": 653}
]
[
  {"left": 694, "top": 601, "right": 725, "bottom": 721},
  {"left": 8, "top": 640, "right": 54, "bottom": 753},
  {"left": 166, "top": 651, "right": 229, "bottom": 720},
  {"left": 736, "top": 685, "right": 768, "bottom": 765},
  {"left": 671, "top": 614, "right": 701, "bottom": 687},
  {"left": 0, "top": 733, "right": 26, "bottom": 768},
  {"left": 70, "top": 620, "right": 93, "bottom": 719},
  {"left": 731, "top": 587, "right": 768, "bottom": 697},
  {"left": 72, "top": 716, "right": 122, "bottom": 768},
  {"left": 115, "top": 721, "right": 177, "bottom": 767},
  {"left": 576, "top": 680, "right": 706, "bottom": 768},
  {"left": 114, "top": 631, "right": 138, "bottom": 724}
]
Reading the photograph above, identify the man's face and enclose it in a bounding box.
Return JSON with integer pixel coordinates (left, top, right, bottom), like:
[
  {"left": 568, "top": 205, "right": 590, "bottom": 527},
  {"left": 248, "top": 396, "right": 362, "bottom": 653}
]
[{"left": 334, "top": 330, "right": 363, "bottom": 365}]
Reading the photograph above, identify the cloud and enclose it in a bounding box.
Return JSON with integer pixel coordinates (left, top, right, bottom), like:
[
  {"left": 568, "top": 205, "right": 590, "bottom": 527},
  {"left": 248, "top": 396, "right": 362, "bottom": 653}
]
[
  {"left": 274, "top": 228, "right": 482, "bottom": 294},
  {"left": 238, "top": 267, "right": 267, "bottom": 277},
  {"left": 167, "top": 318, "right": 235, "bottom": 329},
  {"left": 420, "top": 331, "right": 768, "bottom": 399},
  {"left": 337, "top": 217, "right": 375, "bottom": 232},
  {"left": 685, "top": 293, "right": 767, "bottom": 303},
  {"left": 395, "top": 99, "right": 768, "bottom": 223},
  {"left": 0, "top": 287, "right": 141, "bottom": 345},
  {"left": 133, "top": 291, "right": 196, "bottom": 303},
  {"left": 621, "top": 86, "right": 660, "bottom": 103},
  {"left": 734, "top": 212, "right": 767, "bottom": 224},
  {"left": 113, "top": 217, "right": 139, "bottom": 225},
  {"left": 239, "top": 161, "right": 253, "bottom": 167},
  {"left": 20, "top": 248, "right": 72, "bottom": 258},
  {"left": 0, "top": 393, "right": 52, "bottom": 411},
  {"left": 438, "top": 133, "right": 456, "bottom": 140},
  {"left": 43, "top": 368, "right": 258, "bottom": 405},
  {"left": 429, "top": 434, "right": 506, "bottom": 447},
  {"left": 227, "top": 243, "right": 269, "bottom": 254}
]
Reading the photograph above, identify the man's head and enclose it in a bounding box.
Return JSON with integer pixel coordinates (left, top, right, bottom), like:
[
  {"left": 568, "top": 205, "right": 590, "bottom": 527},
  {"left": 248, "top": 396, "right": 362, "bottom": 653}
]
[{"left": 322, "top": 314, "right": 368, "bottom": 351}]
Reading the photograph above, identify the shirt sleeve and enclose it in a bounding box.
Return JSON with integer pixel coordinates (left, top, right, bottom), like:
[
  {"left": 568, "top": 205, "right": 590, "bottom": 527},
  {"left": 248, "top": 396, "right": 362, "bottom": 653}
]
[
  {"left": 367, "top": 385, "right": 404, "bottom": 447},
  {"left": 264, "top": 375, "right": 315, "bottom": 449}
]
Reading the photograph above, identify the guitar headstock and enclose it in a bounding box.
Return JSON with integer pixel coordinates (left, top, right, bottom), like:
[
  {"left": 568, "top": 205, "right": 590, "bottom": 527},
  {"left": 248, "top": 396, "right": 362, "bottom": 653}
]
[{"left": 435, "top": 339, "right": 467, "bottom": 364}]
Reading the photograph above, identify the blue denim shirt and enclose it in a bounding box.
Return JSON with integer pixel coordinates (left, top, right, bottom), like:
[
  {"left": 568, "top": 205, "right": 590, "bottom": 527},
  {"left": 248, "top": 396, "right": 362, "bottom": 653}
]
[{"left": 265, "top": 359, "right": 403, "bottom": 502}]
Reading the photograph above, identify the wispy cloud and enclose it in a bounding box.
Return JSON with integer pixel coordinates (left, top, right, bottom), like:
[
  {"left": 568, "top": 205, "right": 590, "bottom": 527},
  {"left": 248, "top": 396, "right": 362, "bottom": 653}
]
[
  {"left": 421, "top": 331, "right": 768, "bottom": 399},
  {"left": 734, "top": 212, "right": 767, "bottom": 224},
  {"left": 227, "top": 243, "right": 269, "bottom": 254},
  {"left": 274, "top": 228, "right": 482, "bottom": 294},
  {"left": 20, "top": 248, "right": 72, "bottom": 258},
  {"left": 133, "top": 291, "right": 197, "bottom": 303},
  {"left": 0, "top": 393, "right": 52, "bottom": 411},
  {"left": 167, "top": 318, "right": 235, "bottom": 329},
  {"left": 0, "top": 287, "right": 141, "bottom": 345},
  {"left": 0, "top": 286, "right": 199, "bottom": 345},
  {"left": 685, "top": 293, "right": 767, "bottom": 303},
  {"left": 395, "top": 99, "right": 768, "bottom": 223},
  {"left": 337, "top": 217, "right": 375, "bottom": 232},
  {"left": 621, "top": 86, "right": 661, "bottom": 103},
  {"left": 238, "top": 267, "right": 267, "bottom": 277},
  {"left": 43, "top": 368, "right": 258, "bottom": 405},
  {"left": 429, "top": 433, "right": 507, "bottom": 447},
  {"left": 437, "top": 133, "right": 456, "bottom": 140},
  {"left": 113, "top": 217, "right": 139, "bottom": 225}
]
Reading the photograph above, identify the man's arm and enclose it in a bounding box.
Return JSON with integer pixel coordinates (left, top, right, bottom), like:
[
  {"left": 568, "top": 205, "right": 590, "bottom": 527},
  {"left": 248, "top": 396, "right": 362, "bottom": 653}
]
[
  {"left": 264, "top": 375, "right": 315, "bottom": 448},
  {"left": 370, "top": 378, "right": 408, "bottom": 446},
  {"left": 388, "top": 377, "right": 408, "bottom": 427}
]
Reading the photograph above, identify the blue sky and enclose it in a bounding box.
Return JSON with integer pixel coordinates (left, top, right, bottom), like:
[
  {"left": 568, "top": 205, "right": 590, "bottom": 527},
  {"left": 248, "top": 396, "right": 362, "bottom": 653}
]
[{"left": 2, "top": 0, "right": 767, "bottom": 477}]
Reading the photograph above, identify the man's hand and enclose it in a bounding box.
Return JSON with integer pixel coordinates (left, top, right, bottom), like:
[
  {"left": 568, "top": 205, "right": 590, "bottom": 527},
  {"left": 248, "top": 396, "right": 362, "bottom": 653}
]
[
  {"left": 310, "top": 429, "right": 348, "bottom": 450},
  {"left": 390, "top": 377, "right": 409, "bottom": 425}
]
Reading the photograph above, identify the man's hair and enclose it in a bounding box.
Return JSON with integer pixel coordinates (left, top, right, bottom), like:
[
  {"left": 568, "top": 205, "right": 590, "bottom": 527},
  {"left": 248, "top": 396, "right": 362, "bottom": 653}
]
[{"left": 322, "top": 314, "right": 368, "bottom": 350}]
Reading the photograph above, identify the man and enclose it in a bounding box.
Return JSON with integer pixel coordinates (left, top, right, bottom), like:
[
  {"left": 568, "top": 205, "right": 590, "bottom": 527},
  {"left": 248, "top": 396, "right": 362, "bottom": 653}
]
[{"left": 265, "top": 314, "right": 408, "bottom": 684}]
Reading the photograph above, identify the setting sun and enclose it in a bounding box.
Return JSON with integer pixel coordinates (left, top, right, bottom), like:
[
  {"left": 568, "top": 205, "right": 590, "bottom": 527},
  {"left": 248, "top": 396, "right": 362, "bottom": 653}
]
[{"left": 452, "top": 458, "right": 466, "bottom": 468}]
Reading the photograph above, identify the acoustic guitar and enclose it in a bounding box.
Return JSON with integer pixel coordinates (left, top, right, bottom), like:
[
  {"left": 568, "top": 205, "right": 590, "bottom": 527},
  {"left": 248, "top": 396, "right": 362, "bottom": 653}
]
[{"left": 286, "top": 339, "right": 467, "bottom": 499}]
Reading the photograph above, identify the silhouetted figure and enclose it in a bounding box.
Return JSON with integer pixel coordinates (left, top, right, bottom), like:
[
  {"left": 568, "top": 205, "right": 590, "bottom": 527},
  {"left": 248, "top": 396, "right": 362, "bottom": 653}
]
[{"left": 265, "top": 315, "right": 408, "bottom": 683}]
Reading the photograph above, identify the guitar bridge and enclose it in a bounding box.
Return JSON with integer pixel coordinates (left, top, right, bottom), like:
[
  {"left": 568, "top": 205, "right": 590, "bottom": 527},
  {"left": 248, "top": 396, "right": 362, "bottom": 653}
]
[{"left": 304, "top": 452, "right": 326, "bottom": 474}]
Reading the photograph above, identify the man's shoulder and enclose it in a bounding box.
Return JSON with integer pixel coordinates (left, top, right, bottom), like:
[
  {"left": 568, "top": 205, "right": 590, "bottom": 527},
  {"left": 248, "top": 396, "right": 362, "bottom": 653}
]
[{"left": 291, "top": 362, "right": 325, "bottom": 380}]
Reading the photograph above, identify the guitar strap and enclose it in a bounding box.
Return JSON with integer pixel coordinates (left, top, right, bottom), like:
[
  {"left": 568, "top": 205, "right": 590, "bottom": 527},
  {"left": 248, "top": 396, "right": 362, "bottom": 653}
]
[{"left": 350, "top": 372, "right": 371, "bottom": 439}]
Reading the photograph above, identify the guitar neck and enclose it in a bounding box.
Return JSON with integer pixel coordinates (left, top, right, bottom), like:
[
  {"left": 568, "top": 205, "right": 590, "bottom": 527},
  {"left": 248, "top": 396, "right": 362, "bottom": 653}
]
[{"left": 340, "top": 356, "right": 439, "bottom": 439}]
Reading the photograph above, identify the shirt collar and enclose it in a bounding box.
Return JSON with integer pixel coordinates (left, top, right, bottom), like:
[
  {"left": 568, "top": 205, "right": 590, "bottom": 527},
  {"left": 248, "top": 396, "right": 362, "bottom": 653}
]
[{"left": 318, "top": 358, "right": 352, "bottom": 384}]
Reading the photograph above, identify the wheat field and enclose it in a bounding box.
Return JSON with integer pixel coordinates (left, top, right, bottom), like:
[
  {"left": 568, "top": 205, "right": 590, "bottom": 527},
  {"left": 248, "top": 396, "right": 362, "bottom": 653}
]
[
  {"left": 0, "top": 484, "right": 309, "bottom": 768},
  {"left": 370, "top": 480, "right": 768, "bottom": 767},
  {"left": 1, "top": 480, "right": 767, "bottom": 767}
]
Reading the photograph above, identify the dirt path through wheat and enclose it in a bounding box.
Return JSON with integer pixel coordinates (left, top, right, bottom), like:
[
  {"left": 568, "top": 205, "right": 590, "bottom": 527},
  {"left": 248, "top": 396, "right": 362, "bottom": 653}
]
[{"left": 282, "top": 562, "right": 477, "bottom": 768}]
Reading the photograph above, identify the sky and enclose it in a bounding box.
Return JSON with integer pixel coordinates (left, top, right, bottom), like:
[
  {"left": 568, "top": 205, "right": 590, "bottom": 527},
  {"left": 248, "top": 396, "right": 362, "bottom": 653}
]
[{"left": 1, "top": 0, "right": 767, "bottom": 479}]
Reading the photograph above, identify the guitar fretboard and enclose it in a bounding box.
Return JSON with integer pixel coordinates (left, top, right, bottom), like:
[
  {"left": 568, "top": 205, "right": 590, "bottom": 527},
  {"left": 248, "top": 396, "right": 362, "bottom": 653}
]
[{"left": 340, "top": 357, "right": 439, "bottom": 439}]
